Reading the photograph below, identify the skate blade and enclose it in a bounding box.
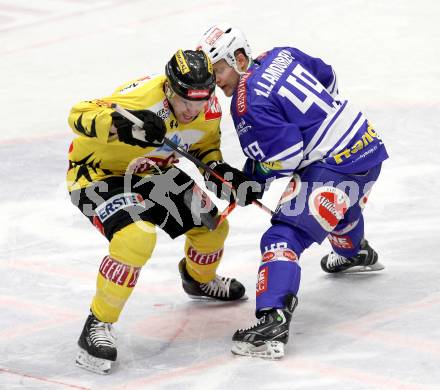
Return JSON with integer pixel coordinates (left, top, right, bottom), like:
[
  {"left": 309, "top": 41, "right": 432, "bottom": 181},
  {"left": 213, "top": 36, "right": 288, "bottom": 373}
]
[
  {"left": 231, "top": 341, "right": 284, "bottom": 360},
  {"left": 342, "top": 262, "right": 385, "bottom": 273},
  {"left": 187, "top": 293, "right": 248, "bottom": 301},
  {"left": 75, "top": 348, "right": 113, "bottom": 375}
]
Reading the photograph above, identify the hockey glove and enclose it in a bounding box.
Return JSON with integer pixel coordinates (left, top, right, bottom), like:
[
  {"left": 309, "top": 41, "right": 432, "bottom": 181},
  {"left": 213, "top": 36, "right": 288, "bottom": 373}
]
[
  {"left": 111, "top": 109, "right": 166, "bottom": 147},
  {"left": 204, "top": 161, "right": 263, "bottom": 206}
]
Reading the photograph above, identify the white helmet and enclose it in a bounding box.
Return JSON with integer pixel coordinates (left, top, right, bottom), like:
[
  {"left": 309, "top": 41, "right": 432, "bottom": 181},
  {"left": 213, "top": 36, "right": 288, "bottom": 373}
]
[{"left": 198, "top": 23, "right": 252, "bottom": 74}]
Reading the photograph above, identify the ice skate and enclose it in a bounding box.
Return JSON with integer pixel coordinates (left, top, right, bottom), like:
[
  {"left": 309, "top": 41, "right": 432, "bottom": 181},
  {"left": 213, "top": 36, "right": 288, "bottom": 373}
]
[
  {"left": 178, "top": 258, "right": 246, "bottom": 301},
  {"left": 76, "top": 312, "right": 117, "bottom": 374},
  {"left": 321, "top": 238, "right": 384, "bottom": 273},
  {"left": 231, "top": 295, "right": 298, "bottom": 359}
]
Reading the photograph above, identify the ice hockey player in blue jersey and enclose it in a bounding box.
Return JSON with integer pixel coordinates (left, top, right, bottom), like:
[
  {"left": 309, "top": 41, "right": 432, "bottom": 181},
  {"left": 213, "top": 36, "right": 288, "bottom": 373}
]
[{"left": 198, "top": 23, "right": 389, "bottom": 359}]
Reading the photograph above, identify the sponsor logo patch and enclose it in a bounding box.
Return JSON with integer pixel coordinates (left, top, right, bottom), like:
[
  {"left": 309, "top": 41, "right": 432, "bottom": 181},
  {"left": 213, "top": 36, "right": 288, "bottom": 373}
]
[
  {"left": 236, "top": 118, "right": 251, "bottom": 136},
  {"left": 256, "top": 266, "right": 268, "bottom": 296},
  {"left": 99, "top": 256, "right": 141, "bottom": 287},
  {"left": 205, "top": 95, "right": 222, "bottom": 121},
  {"left": 156, "top": 99, "right": 171, "bottom": 120},
  {"left": 261, "top": 248, "right": 298, "bottom": 264},
  {"left": 95, "top": 193, "right": 144, "bottom": 223},
  {"left": 187, "top": 246, "right": 223, "bottom": 265},
  {"left": 236, "top": 72, "right": 251, "bottom": 115},
  {"left": 205, "top": 27, "right": 224, "bottom": 45},
  {"left": 308, "top": 186, "right": 350, "bottom": 232},
  {"left": 175, "top": 49, "right": 190, "bottom": 74},
  {"left": 262, "top": 251, "right": 275, "bottom": 262},
  {"left": 332, "top": 123, "right": 380, "bottom": 164},
  {"left": 328, "top": 234, "right": 354, "bottom": 249},
  {"left": 187, "top": 89, "right": 209, "bottom": 98}
]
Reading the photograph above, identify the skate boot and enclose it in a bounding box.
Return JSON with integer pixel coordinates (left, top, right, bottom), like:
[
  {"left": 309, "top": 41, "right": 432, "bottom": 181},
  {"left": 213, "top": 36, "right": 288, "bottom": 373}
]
[
  {"left": 76, "top": 312, "right": 117, "bottom": 374},
  {"left": 231, "top": 294, "right": 298, "bottom": 359},
  {"left": 178, "top": 258, "right": 246, "bottom": 301},
  {"left": 321, "top": 238, "right": 384, "bottom": 273}
]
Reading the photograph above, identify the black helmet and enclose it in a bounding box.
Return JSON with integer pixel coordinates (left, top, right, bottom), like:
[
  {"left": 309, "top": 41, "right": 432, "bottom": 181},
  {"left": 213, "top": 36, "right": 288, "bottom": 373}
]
[{"left": 165, "top": 49, "right": 215, "bottom": 101}]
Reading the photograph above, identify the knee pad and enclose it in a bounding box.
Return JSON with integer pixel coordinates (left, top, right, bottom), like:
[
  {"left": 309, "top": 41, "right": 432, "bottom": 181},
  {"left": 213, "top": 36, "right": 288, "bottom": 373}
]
[{"left": 109, "top": 221, "right": 156, "bottom": 267}]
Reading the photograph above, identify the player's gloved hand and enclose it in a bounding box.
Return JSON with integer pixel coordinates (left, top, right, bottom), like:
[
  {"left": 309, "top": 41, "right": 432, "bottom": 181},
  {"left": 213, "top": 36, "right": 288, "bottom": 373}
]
[
  {"left": 204, "top": 160, "right": 263, "bottom": 206},
  {"left": 111, "top": 110, "right": 166, "bottom": 147}
]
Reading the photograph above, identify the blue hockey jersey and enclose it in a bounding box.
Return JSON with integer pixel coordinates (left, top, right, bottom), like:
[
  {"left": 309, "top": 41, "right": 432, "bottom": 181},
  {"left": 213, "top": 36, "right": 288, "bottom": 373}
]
[{"left": 230, "top": 47, "right": 389, "bottom": 181}]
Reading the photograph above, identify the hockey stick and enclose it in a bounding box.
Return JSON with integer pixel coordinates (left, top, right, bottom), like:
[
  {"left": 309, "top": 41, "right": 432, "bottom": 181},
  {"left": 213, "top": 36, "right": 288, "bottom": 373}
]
[{"left": 107, "top": 102, "right": 274, "bottom": 218}]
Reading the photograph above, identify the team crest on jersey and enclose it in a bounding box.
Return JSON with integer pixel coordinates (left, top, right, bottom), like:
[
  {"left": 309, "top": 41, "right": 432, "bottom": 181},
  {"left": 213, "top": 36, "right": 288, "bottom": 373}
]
[{"left": 308, "top": 186, "right": 350, "bottom": 231}]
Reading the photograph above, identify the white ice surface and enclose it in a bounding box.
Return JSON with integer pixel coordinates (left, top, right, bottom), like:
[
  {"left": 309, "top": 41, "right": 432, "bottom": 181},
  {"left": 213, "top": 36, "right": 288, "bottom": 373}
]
[{"left": 1, "top": 0, "right": 440, "bottom": 389}]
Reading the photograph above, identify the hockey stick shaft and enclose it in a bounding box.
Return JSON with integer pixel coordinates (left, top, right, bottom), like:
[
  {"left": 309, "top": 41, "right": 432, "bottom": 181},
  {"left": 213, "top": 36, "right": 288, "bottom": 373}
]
[
  {"left": 110, "top": 103, "right": 274, "bottom": 216},
  {"left": 216, "top": 201, "right": 237, "bottom": 227}
]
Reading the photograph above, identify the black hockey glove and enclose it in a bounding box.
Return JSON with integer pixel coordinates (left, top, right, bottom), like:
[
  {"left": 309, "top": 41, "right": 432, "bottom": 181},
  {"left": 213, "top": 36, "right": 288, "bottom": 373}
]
[
  {"left": 111, "top": 110, "right": 166, "bottom": 147},
  {"left": 204, "top": 160, "right": 263, "bottom": 206}
]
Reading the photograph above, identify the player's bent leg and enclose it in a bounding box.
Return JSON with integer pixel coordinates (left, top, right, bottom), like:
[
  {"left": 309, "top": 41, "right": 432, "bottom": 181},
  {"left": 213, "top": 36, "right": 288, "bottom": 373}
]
[
  {"left": 232, "top": 224, "right": 311, "bottom": 359},
  {"left": 92, "top": 221, "right": 156, "bottom": 322},
  {"left": 321, "top": 196, "right": 384, "bottom": 273},
  {"left": 76, "top": 221, "right": 156, "bottom": 374},
  {"left": 179, "top": 220, "right": 246, "bottom": 301}
]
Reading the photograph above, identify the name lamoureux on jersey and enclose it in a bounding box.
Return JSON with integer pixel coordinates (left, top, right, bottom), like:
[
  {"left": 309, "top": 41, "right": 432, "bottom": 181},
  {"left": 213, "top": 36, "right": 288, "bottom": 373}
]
[{"left": 231, "top": 47, "right": 388, "bottom": 181}]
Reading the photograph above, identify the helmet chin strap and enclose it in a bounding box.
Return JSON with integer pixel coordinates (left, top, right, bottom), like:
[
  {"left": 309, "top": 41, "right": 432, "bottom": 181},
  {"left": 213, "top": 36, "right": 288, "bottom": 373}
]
[
  {"left": 163, "top": 82, "right": 176, "bottom": 117},
  {"left": 164, "top": 81, "right": 175, "bottom": 100}
]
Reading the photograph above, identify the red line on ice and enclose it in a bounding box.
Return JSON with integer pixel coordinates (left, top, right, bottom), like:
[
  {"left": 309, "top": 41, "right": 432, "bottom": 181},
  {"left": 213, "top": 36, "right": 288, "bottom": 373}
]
[{"left": 0, "top": 367, "right": 91, "bottom": 390}]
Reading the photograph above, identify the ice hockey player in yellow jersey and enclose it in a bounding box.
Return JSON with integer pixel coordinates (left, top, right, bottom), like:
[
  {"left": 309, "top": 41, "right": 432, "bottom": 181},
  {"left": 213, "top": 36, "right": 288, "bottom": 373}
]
[{"left": 68, "top": 49, "right": 260, "bottom": 374}]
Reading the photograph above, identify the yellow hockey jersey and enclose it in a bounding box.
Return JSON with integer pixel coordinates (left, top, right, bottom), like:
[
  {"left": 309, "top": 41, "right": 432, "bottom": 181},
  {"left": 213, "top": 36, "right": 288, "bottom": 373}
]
[{"left": 67, "top": 74, "right": 223, "bottom": 191}]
